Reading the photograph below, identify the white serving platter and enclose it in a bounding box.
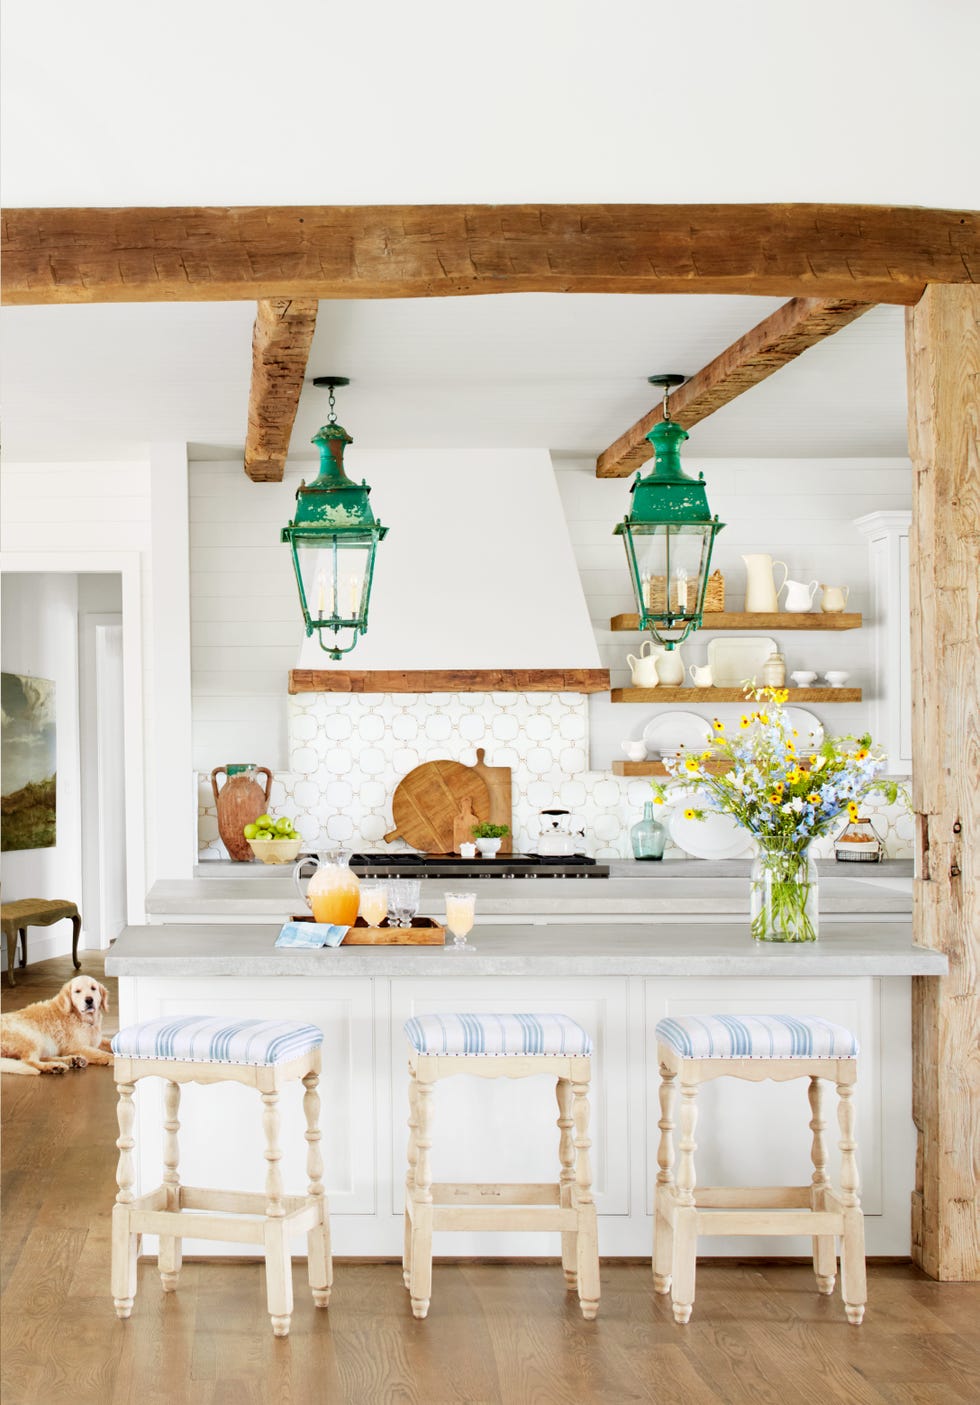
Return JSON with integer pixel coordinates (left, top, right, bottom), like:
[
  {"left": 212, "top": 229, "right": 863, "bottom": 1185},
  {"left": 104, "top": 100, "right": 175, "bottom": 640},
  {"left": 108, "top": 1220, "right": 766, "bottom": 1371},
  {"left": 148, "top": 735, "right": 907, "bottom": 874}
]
[
  {"left": 668, "top": 793, "right": 756, "bottom": 860},
  {"left": 783, "top": 707, "right": 825, "bottom": 755},
  {"left": 642, "top": 711, "right": 713, "bottom": 759},
  {"left": 706, "top": 637, "right": 777, "bottom": 688}
]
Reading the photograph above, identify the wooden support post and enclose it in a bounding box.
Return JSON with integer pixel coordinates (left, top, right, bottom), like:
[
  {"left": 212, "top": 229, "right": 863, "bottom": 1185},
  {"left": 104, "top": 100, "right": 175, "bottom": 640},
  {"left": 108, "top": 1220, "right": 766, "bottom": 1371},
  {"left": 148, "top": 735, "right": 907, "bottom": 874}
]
[{"left": 906, "top": 282, "right": 980, "bottom": 1282}]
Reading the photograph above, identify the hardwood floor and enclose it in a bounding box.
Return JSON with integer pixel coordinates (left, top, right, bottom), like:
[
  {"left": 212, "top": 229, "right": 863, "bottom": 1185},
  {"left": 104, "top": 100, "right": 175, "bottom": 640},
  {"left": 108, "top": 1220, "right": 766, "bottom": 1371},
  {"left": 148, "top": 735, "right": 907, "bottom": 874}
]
[{"left": 3, "top": 953, "right": 978, "bottom": 1405}]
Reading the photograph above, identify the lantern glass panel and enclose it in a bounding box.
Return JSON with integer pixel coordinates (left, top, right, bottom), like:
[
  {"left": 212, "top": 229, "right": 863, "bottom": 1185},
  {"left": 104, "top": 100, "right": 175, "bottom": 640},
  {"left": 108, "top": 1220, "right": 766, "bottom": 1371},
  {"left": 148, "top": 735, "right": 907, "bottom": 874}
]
[
  {"left": 293, "top": 536, "right": 374, "bottom": 633},
  {"left": 624, "top": 522, "right": 714, "bottom": 622}
]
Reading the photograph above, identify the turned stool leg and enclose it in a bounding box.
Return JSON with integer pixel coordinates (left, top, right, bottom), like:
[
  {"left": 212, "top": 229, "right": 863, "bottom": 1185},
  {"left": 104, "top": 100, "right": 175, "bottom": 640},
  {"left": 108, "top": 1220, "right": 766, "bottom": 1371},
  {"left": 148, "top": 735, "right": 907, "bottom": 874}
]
[
  {"left": 5, "top": 927, "right": 20, "bottom": 985},
  {"left": 808, "top": 1076, "right": 836, "bottom": 1294},
  {"left": 572, "top": 1078, "right": 600, "bottom": 1321},
  {"left": 653, "top": 1063, "right": 677, "bottom": 1294},
  {"left": 19, "top": 928, "right": 29, "bottom": 969},
  {"left": 261, "top": 1089, "right": 293, "bottom": 1337},
  {"left": 556, "top": 1077, "right": 577, "bottom": 1289},
  {"left": 670, "top": 1077, "right": 699, "bottom": 1325},
  {"left": 837, "top": 1080, "right": 867, "bottom": 1325},
  {"left": 71, "top": 914, "right": 82, "bottom": 970},
  {"left": 303, "top": 1070, "right": 332, "bottom": 1308},
  {"left": 158, "top": 1081, "right": 182, "bottom": 1291},
  {"left": 112, "top": 1081, "right": 139, "bottom": 1318},
  {"left": 408, "top": 1078, "right": 434, "bottom": 1319},
  {"left": 403, "top": 1065, "right": 420, "bottom": 1290}
]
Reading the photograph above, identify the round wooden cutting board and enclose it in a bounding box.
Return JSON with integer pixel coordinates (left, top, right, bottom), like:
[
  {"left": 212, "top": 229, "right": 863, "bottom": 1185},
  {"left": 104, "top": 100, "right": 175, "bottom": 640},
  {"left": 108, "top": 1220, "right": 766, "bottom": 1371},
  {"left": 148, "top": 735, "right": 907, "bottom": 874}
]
[{"left": 386, "top": 761, "right": 490, "bottom": 853}]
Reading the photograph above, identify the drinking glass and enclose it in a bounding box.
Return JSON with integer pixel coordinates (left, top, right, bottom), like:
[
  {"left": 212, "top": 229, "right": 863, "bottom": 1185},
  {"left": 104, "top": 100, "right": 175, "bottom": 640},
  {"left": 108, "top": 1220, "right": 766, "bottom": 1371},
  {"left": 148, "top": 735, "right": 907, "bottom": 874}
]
[
  {"left": 359, "top": 884, "right": 388, "bottom": 928},
  {"left": 444, "top": 891, "right": 477, "bottom": 952},
  {"left": 387, "top": 879, "right": 420, "bottom": 929}
]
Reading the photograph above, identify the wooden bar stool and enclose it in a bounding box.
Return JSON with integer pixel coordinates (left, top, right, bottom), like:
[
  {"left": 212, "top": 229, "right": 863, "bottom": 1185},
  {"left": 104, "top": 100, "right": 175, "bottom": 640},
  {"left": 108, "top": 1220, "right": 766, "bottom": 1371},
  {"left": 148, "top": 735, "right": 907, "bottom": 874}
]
[
  {"left": 402, "top": 1011, "right": 600, "bottom": 1321},
  {"left": 1, "top": 899, "right": 81, "bottom": 986},
  {"left": 653, "top": 1013, "right": 867, "bottom": 1326},
  {"left": 110, "top": 1015, "right": 332, "bottom": 1337}
]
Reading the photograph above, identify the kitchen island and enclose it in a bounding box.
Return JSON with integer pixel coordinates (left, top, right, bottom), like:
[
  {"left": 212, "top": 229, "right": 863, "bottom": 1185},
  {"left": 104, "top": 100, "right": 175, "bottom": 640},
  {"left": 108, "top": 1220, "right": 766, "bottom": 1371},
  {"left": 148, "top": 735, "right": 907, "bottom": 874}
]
[{"left": 107, "top": 917, "right": 943, "bottom": 1262}]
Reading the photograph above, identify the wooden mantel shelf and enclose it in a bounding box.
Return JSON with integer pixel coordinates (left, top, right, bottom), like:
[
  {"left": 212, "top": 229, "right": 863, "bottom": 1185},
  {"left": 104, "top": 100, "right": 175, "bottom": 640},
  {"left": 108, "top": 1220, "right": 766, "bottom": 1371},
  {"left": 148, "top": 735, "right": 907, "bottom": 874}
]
[
  {"left": 611, "top": 612, "right": 862, "bottom": 632},
  {"left": 611, "top": 686, "right": 861, "bottom": 703},
  {"left": 613, "top": 759, "right": 734, "bottom": 776},
  {"left": 288, "top": 669, "right": 611, "bottom": 694}
]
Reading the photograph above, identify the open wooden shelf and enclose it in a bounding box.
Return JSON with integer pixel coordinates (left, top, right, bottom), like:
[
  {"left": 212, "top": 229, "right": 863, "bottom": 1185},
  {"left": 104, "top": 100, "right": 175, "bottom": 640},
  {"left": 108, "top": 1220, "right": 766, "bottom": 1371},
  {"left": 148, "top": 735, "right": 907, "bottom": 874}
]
[
  {"left": 610, "top": 612, "right": 862, "bottom": 632},
  {"left": 611, "top": 686, "right": 862, "bottom": 703},
  {"left": 613, "top": 759, "right": 734, "bottom": 776},
  {"left": 288, "top": 668, "right": 611, "bottom": 694}
]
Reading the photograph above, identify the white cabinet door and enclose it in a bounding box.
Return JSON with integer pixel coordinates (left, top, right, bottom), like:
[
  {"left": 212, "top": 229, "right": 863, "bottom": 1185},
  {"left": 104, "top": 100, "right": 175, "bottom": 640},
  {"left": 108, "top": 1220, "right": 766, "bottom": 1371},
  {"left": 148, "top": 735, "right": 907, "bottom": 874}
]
[
  {"left": 389, "top": 978, "right": 630, "bottom": 1254},
  {"left": 123, "top": 975, "right": 377, "bottom": 1256}
]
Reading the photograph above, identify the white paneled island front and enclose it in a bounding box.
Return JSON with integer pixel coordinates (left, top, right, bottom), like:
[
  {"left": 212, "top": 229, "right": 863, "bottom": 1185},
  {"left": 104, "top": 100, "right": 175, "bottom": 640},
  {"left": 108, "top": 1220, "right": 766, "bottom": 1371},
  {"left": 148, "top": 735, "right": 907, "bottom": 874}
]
[{"left": 107, "top": 919, "right": 944, "bottom": 1263}]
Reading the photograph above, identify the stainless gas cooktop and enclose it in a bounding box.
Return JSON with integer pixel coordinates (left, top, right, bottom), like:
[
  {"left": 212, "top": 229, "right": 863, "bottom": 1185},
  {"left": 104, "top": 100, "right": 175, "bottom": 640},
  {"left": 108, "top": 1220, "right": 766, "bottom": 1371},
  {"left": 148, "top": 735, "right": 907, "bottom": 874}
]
[{"left": 304, "top": 852, "right": 610, "bottom": 879}]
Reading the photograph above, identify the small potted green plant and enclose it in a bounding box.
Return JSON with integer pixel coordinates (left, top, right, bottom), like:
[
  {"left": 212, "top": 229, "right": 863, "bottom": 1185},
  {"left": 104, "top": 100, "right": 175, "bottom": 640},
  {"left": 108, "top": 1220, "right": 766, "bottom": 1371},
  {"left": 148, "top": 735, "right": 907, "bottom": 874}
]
[{"left": 471, "top": 821, "right": 510, "bottom": 859}]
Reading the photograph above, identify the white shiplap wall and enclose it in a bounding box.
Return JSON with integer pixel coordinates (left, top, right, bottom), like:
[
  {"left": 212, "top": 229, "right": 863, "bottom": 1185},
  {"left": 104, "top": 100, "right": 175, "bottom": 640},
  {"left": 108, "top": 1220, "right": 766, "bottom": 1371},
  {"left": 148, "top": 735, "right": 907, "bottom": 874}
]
[{"left": 553, "top": 456, "right": 914, "bottom": 771}]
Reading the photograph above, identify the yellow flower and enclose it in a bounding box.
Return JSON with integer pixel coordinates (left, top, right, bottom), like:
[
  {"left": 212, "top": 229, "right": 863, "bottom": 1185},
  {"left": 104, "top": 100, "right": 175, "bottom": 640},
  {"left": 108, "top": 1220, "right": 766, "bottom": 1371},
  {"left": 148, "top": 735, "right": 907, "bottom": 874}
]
[
  {"left": 768, "top": 793, "right": 781, "bottom": 804},
  {"left": 683, "top": 807, "right": 697, "bottom": 821},
  {"left": 856, "top": 748, "right": 869, "bottom": 760},
  {"left": 787, "top": 767, "right": 802, "bottom": 785},
  {"left": 684, "top": 757, "right": 700, "bottom": 773},
  {"left": 652, "top": 795, "right": 664, "bottom": 805},
  {"left": 700, "top": 750, "right": 712, "bottom": 761},
  {"left": 775, "top": 689, "right": 789, "bottom": 704},
  {"left": 759, "top": 712, "right": 769, "bottom": 724},
  {"left": 712, "top": 718, "right": 725, "bottom": 733},
  {"left": 847, "top": 801, "right": 860, "bottom": 820},
  {"left": 739, "top": 715, "right": 751, "bottom": 729},
  {"left": 807, "top": 793, "right": 822, "bottom": 805}
]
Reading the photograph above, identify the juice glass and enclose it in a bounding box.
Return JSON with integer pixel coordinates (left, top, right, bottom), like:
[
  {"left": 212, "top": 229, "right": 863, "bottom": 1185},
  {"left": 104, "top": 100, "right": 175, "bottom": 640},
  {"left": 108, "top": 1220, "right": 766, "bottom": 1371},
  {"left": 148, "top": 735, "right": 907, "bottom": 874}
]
[
  {"left": 445, "top": 891, "right": 476, "bottom": 951},
  {"left": 359, "top": 884, "right": 388, "bottom": 927}
]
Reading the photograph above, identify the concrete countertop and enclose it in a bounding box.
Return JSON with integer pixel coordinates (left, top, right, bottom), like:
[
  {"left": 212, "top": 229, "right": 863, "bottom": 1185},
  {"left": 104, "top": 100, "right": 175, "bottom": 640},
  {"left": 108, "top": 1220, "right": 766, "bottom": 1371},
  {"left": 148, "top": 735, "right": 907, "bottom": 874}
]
[
  {"left": 151, "top": 861, "right": 912, "bottom": 919},
  {"left": 108, "top": 919, "right": 945, "bottom": 979}
]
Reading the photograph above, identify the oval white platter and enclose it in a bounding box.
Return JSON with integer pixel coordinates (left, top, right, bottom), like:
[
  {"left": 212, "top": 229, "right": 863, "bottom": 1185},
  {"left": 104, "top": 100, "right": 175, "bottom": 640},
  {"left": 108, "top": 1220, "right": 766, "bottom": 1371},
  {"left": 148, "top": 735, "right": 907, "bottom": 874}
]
[
  {"left": 668, "top": 793, "right": 756, "bottom": 860},
  {"left": 642, "top": 711, "right": 713, "bottom": 759},
  {"left": 783, "top": 707, "right": 825, "bottom": 755},
  {"left": 706, "top": 637, "right": 777, "bottom": 688}
]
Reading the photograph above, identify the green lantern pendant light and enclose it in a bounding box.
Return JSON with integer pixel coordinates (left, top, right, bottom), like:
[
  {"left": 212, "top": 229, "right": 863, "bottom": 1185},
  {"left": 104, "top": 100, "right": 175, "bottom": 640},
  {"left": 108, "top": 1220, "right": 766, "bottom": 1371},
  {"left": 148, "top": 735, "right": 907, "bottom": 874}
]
[
  {"left": 613, "top": 374, "right": 724, "bottom": 649},
  {"left": 281, "top": 376, "right": 388, "bottom": 660}
]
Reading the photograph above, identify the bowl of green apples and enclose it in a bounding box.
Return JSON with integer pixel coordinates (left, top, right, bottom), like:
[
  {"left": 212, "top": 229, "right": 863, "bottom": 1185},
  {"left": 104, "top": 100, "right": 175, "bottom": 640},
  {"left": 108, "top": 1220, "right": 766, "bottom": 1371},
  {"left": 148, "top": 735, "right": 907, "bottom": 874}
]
[{"left": 244, "top": 814, "right": 304, "bottom": 864}]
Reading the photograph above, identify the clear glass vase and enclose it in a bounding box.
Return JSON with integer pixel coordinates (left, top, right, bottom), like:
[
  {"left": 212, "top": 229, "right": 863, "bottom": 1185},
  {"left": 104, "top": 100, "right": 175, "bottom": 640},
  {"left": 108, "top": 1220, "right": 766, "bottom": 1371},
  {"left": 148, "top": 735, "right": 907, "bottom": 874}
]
[
  {"left": 750, "top": 845, "right": 818, "bottom": 943},
  {"left": 631, "top": 801, "right": 667, "bottom": 860}
]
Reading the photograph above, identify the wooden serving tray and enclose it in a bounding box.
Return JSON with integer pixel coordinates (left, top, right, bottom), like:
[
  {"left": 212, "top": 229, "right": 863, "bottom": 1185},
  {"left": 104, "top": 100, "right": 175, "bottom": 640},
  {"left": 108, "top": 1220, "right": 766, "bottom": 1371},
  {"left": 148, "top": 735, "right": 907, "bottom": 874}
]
[{"left": 291, "top": 915, "right": 446, "bottom": 946}]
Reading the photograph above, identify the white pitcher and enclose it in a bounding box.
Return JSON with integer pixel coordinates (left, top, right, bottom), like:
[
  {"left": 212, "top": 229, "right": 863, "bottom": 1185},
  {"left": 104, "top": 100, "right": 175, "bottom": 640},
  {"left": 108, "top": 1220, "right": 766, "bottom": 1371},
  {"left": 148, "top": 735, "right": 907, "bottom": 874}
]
[
  {"left": 689, "top": 663, "right": 713, "bottom": 687},
  {"left": 626, "top": 639, "right": 659, "bottom": 687},
  {"left": 652, "top": 642, "right": 685, "bottom": 687},
  {"left": 742, "top": 554, "right": 788, "bottom": 613},
  {"left": 820, "top": 584, "right": 850, "bottom": 613},
  {"left": 781, "top": 577, "right": 819, "bottom": 613}
]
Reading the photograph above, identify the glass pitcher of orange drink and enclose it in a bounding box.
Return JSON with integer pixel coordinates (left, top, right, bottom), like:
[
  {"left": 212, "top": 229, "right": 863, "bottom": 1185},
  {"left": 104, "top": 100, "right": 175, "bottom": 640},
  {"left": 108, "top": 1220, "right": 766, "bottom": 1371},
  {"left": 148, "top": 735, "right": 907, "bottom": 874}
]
[{"left": 293, "top": 849, "right": 361, "bottom": 926}]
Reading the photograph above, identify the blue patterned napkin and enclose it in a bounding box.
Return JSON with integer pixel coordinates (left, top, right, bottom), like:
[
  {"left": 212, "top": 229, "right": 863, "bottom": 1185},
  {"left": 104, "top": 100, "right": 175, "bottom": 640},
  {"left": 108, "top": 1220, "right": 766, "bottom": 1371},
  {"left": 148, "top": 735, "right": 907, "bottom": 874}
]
[{"left": 275, "top": 921, "right": 348, "bottom": 949}]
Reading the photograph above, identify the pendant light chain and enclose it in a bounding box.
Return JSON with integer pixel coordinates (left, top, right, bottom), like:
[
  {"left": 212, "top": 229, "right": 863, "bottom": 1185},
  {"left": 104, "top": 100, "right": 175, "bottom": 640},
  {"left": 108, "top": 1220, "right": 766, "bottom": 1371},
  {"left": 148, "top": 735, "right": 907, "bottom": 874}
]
[{"left": 327, "top": 384, "right": 338, "bottom": 424}]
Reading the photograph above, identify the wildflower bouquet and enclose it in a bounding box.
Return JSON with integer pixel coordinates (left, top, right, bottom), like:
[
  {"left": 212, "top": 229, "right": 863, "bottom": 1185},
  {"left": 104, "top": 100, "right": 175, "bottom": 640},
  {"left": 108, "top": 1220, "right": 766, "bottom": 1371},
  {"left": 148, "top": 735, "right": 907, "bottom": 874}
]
[{"left": 651, "top": 688, "right": 898, "bottom": 942}]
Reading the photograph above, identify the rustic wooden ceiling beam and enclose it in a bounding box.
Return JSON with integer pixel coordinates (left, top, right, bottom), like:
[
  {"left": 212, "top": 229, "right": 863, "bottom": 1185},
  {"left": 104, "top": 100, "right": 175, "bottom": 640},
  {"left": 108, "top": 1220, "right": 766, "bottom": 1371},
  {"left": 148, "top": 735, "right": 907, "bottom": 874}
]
[
  {"left": 2, "top": 204, "right": 977, "bottom": 307},
  {"left": 596, "top": 296, "right": 873, "bottom": 477},
  {"left": 243, "top": 297, "right": 318, "bottom": 482}
]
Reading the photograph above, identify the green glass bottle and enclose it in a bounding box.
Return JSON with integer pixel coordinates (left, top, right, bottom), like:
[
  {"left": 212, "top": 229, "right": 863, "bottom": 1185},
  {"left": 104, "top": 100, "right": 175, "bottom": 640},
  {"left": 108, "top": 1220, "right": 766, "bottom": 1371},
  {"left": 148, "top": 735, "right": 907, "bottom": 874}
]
[{"left": 631, "top": 801, "right": 666, "bottom": 861}]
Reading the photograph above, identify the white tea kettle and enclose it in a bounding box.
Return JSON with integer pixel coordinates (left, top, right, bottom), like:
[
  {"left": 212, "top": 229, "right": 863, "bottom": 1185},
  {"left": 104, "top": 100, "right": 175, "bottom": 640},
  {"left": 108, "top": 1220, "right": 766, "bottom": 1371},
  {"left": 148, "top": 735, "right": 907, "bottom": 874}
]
[{"left": 626, "top": 639, "right": 659, "bottom": 687}]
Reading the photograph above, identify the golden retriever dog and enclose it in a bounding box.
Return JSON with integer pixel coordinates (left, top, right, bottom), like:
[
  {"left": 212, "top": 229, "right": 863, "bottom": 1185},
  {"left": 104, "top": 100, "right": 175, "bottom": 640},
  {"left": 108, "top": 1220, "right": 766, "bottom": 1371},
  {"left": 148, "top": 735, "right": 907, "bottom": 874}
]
[{"left": 0, "top": 975, "right": 114, "bottom": 1075}]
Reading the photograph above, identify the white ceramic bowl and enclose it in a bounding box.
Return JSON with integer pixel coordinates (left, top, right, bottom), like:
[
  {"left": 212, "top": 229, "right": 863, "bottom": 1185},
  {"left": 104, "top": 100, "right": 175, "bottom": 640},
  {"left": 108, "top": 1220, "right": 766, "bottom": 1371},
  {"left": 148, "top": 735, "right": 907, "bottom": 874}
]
[
  {"left": 247, "top": 837, "right": 304, "bottom": 864},
  {"left": 824, "top": 671, "right": 850, "bottom": 688}
]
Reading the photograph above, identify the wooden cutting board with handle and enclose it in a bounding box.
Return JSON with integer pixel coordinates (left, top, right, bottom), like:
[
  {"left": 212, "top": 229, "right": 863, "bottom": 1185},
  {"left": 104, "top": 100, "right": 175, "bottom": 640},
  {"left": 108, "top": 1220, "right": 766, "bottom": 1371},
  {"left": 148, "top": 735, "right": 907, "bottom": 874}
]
[
  {"left": 383, "top": 760, "right": 490, "bottom": 853},
  {"left": 472, "top": 747, "right": 513, "bottom": 854}
]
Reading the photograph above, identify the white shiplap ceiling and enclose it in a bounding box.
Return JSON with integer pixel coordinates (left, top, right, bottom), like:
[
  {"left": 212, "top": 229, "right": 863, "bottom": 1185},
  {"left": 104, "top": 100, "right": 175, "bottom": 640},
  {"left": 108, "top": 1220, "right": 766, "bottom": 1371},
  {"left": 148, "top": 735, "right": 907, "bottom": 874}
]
[{"left": 0, "top": 294, "right": 909, "bottom": 463}]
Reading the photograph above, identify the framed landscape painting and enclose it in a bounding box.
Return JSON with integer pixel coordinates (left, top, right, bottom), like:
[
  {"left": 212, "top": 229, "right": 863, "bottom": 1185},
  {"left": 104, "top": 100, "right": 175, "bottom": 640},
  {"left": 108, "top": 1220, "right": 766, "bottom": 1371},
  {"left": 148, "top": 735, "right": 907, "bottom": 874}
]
[{"left": 1, "top": 671, "right": 57, "bottom": 851}]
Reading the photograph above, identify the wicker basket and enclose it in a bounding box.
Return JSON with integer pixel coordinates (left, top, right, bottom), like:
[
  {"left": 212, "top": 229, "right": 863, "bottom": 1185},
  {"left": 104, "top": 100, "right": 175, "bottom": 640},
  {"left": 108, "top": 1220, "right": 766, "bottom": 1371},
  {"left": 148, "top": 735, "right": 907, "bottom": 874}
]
[
  {"left": 704, "top": 569, "right": 725, "bottom": 612},
  {"left": 644, "top": 569, "right": 724, "bottom": 614}
]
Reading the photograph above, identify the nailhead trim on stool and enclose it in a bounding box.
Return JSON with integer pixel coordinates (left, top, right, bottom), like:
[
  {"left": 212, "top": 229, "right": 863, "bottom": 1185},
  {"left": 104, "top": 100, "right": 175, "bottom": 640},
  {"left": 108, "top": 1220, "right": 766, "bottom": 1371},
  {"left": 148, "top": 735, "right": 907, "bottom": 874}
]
[{"left": 404, "top": 1011, "right": 593, "bottom": 1057}]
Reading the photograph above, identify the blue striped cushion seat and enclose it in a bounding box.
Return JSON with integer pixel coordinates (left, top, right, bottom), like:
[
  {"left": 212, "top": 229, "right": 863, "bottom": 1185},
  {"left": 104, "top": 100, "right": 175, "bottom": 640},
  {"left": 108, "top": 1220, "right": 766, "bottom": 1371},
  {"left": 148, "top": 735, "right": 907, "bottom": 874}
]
[
  {"left": 656, "top": 1014, "right": 858, "bottom": 1060},
  {"left": 112, "top": 1016, "right": 323, "bottom": 1066},
  {"left": 405, "top": 1012, "right": 593, "bottom": 1057}
]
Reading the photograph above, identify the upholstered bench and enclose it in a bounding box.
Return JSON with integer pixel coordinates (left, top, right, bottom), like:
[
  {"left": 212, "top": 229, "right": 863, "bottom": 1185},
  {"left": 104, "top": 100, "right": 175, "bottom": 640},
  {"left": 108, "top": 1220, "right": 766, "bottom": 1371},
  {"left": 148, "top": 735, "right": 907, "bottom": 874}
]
[
  {"left": 110, "top": 1015, "right": 332, "bottom": 1337},
  {"left": 653, "top": 1013, "right": 867, "bottom": 1326},
  {"left": 1, "top": 899, "right": 81, "bottom": 986},
  {"left": 402, "top": 1011, "right": 600, "bottom": 1321}
]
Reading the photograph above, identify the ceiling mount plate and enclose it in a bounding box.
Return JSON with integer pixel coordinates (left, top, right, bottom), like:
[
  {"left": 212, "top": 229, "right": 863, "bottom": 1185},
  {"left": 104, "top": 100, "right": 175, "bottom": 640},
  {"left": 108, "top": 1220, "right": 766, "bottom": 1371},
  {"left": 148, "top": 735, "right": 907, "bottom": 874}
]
[
  {"left": 648, "top": 373, "right": 687, "bottom": 390},
  {"left": 312, "top": 375, "right": 351, "bottom": 389}
]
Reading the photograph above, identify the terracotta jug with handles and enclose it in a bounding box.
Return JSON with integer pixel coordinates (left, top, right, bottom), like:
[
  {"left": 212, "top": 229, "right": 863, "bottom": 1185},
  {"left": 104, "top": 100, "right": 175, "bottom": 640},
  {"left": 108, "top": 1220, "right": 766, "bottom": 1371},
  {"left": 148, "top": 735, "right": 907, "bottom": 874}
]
[{"left": 211, "top": 764, "right": 273, "bottom": 862}]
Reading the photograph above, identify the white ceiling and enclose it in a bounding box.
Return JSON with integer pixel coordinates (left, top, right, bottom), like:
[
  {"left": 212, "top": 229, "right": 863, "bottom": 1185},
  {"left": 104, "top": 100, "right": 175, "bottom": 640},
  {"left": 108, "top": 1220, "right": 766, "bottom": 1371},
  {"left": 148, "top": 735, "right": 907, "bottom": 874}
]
[{"left": 0, "top": 295, "right": 909, "bottom": 464}]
